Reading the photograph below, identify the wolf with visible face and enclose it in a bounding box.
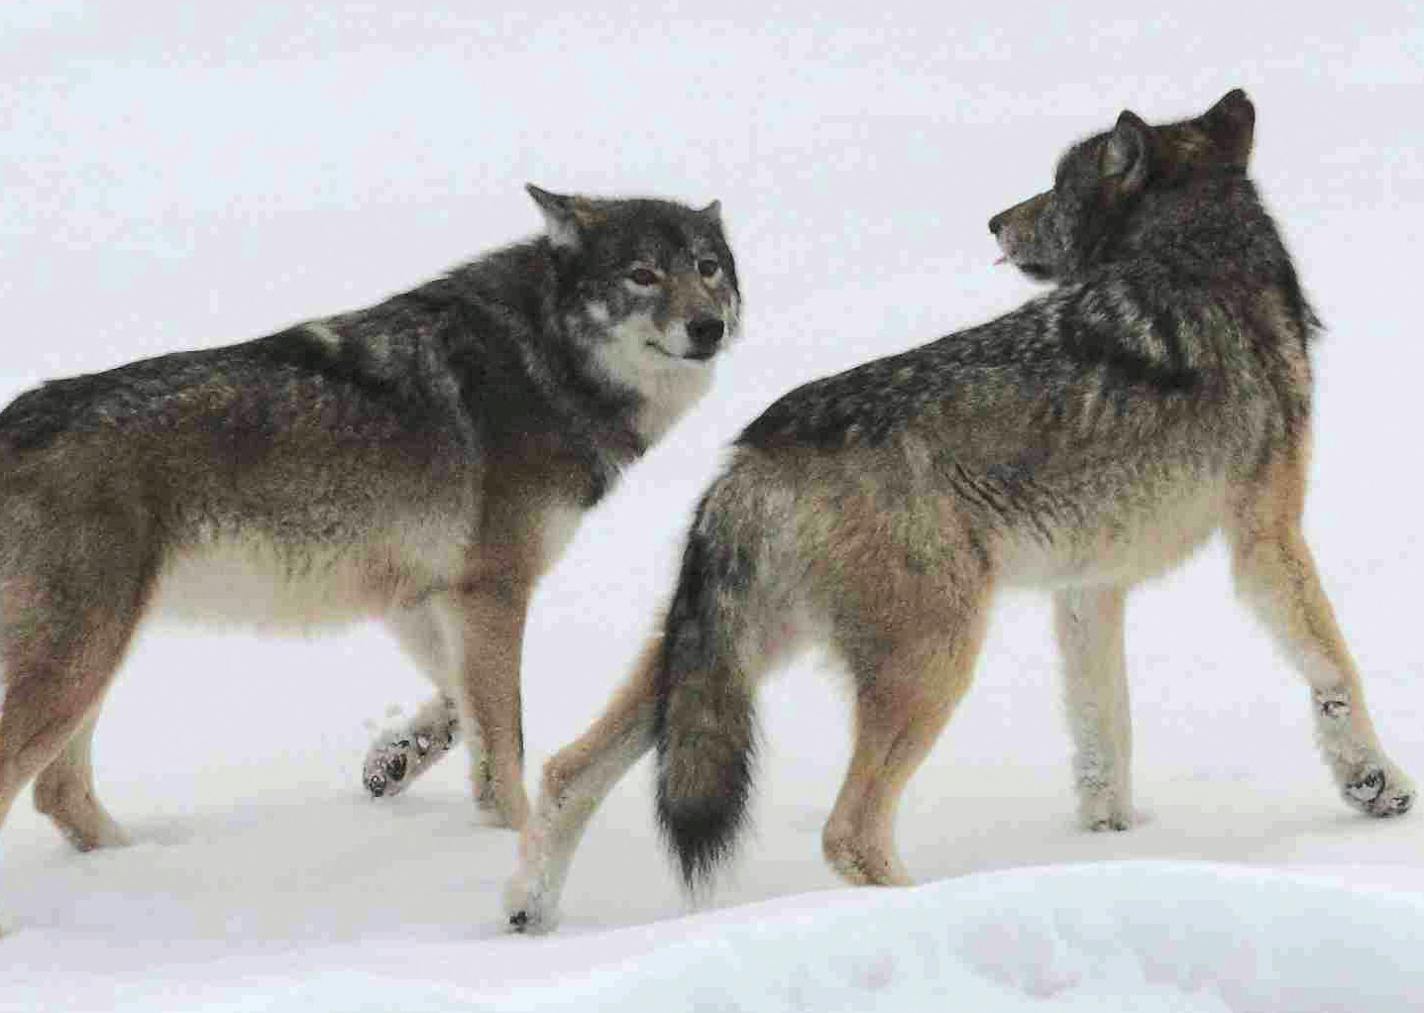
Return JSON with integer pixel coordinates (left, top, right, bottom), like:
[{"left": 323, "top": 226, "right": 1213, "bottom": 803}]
[
  {"left": 504, "top": 90, "right": 1411, "bottom": 932},
  {"left": 358, "top": 188, "right": 741, "bottom": 800},
  {"left": 989, "top": 88, "right": 1257, "bottom": 280},
  {"left": 0, "top": 186, "right": 740, "bottom": 860}
]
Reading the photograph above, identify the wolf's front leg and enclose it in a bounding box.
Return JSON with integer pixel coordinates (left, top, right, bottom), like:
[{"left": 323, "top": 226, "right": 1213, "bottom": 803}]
[
  {"left": 1053, "top": 586, "right": 1134, "bottom": 832},
  {"left": 443, "top": 581, "right": 532, "bottom": 830}
]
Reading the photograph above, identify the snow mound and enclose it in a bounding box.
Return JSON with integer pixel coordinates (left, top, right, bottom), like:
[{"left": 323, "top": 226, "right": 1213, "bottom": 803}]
[
  {"left": 10, "top": 862, "right": 1419, "bottom": 1011},
  {"left": 484, "top": 862, "right": 1422, "bottom": 1012}
]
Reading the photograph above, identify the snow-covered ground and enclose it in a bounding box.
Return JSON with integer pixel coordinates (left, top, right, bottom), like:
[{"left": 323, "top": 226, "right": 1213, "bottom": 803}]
[
  {"left": 2, "top": 3, "right": 1422, "bottom": 1010},
  {"left": 9, "top": 863, "right": 1424, "bottom": 1011}
]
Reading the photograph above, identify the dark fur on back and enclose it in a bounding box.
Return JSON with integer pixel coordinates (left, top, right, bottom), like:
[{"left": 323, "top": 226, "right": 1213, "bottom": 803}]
[
  {"left": 741, "top": 157, "right": 1315, "bottom": 459},
  {"left": 0, "top": 197, "right": 738, "bottom": 547}
]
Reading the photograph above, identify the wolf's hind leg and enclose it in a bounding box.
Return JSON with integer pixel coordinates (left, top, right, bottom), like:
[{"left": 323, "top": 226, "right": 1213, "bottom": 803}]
[
  {"left": 822, "top": 588, "right": 990, "bottom": 887},
  {"left": 33, "top": 714, "right": 128, "bottom": 851},
  {"left": 363, "top": 602, "right": 481, "bottom": 801},
  {"left": 0, "top": 573, "right": 147, "bottom": 850},
  {"left": 1229, "top": 453, "right": 1413, "bottom": 818},
  {"left": 1054, "top": 586, "right": 1134, "bottom": 831},
  {"left": 504, "top": 635, "right": 661, "bottom": 934}
]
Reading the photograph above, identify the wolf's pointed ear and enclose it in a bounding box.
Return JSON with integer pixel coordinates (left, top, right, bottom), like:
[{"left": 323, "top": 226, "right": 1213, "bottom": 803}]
[
  {"left": 699, "top": 199, "right": 723, "bottom": 226},
  {"left": 1208, "top": 88, "right": 1252, "bottom": 118},
  {"left": 1102, "top": 110, "right": 1152, "bottom": 193},
  {"left": 1201, "top": 88, "right": 1255, "bottom": 168},
  {"left": 526, "top": 184, "right": 597, "bottom": 250}
]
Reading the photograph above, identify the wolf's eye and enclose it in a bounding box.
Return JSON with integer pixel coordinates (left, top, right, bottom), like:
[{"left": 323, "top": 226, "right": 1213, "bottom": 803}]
[
  {"left": 697, "top": 258, "right": 720, "bottom": 279},
  {"left": 628, "top": 268, "right": 659, "bottom": 287}
]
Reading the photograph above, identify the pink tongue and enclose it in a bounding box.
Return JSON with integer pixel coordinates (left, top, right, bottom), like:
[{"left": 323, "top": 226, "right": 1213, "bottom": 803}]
[{"left": 994, "top": 255, "right": 1008, "bottom": 265}]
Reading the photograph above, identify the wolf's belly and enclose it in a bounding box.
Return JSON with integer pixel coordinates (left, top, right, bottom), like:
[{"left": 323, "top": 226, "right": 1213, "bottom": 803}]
[
  {"left": 996, "top": 478, "right": 1227, "bottom": 589},
  {"left": 151, "top": 526, "right": 466, "bottom": 633}
]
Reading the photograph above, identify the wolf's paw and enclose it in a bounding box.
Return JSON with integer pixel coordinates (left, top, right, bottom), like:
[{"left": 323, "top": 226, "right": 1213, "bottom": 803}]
[
  {"left": 362, "top": 733, "right": 430, "bottom": 798},
  {"left": 822, "top": 829, "right": 913, "bottom": 887},
  {"left": 1078, "top": 790, "right": 1133, "bottom": 834},
  {"left": 1087, "top": 816, "right": 1131, "bottom": 833},
  {"left": 363, "top": 738, "right": 411, "bottom": 798},
  {"left": 505, "top": 903, "right": 553, "bottom": 935},
  {"left": 1343, "top": 764, "right": 1415, "bottom": 818},
  {"left": 504, "top": 874, "right": 557, "bottom": 935},
  {"left": 59, "top": 815, "right": 131, "bottom": 853}
]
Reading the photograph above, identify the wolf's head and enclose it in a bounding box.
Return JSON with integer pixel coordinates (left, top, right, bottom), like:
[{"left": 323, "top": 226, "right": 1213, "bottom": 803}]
[
  {"left": 528, "top": 186, "right": 741, "bottom": 377},
  {"left": 988, "top": 89, "right": 1256, "bottom": 282}
]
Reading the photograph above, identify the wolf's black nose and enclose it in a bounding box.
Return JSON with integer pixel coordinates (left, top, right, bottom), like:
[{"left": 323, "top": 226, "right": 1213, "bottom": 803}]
[
  {"left": 686, "top": 317, "right": 725, "bottom": 358},
  {"left": 988, "top": 210, "right": 1007, "bottom": 235}
]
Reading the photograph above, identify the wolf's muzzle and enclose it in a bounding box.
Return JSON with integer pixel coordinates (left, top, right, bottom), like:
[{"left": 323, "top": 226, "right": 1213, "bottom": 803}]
[{"left": 685, "top": 317, "right": 725, "bottom": 360}]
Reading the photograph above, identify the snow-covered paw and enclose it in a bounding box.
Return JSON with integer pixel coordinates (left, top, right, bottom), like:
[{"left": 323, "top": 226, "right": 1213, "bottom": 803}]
[
  {"left": 58, "top": 815, "right": 131, "bottom": 853},
  {"left": 822, "top": 828, "right": 912, "bottom": 887},
  {"left": 1087, "top": 815, "right": 1131, "bottom": 833},
  {"left": 364, "top": 728, "right": 451, "bottom": 799},
  {"left": 364, "top": 738, "right": 412, "bottom": 798},
  {"left": 363, "top": 698, "right": 461, "bottom": 800},
  {"left": 504, "top": 872, "right": 558, "bottom": 935},
  {"left": 1078, "top": 789, "right": 1133, "bottom": 833},
  {"left": 1343, "top": 763, "right": 1414, "bottom": 818}
]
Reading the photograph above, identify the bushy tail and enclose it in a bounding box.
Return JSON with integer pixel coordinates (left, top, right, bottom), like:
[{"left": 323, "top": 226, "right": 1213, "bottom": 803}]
[{"left": 654, "top": 493, "right": 760, "bottom": 890}]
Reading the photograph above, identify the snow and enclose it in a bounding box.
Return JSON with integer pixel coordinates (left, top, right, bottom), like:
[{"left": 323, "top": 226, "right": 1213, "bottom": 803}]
[
  {"left": 3, "top": 2, "right": 1423, "bottom": 1010},
  {"left": 6, "top": 863, "right": 1424, "bottom": 1010}
]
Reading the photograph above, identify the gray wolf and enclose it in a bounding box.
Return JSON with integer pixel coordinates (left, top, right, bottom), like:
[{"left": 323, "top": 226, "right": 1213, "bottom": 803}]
[
  {"left": 0, "top": 186, "right": 741, "bottom": 856},
  {"left": 504, "top": 89, "right": 1411, "bottom": 932}
]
